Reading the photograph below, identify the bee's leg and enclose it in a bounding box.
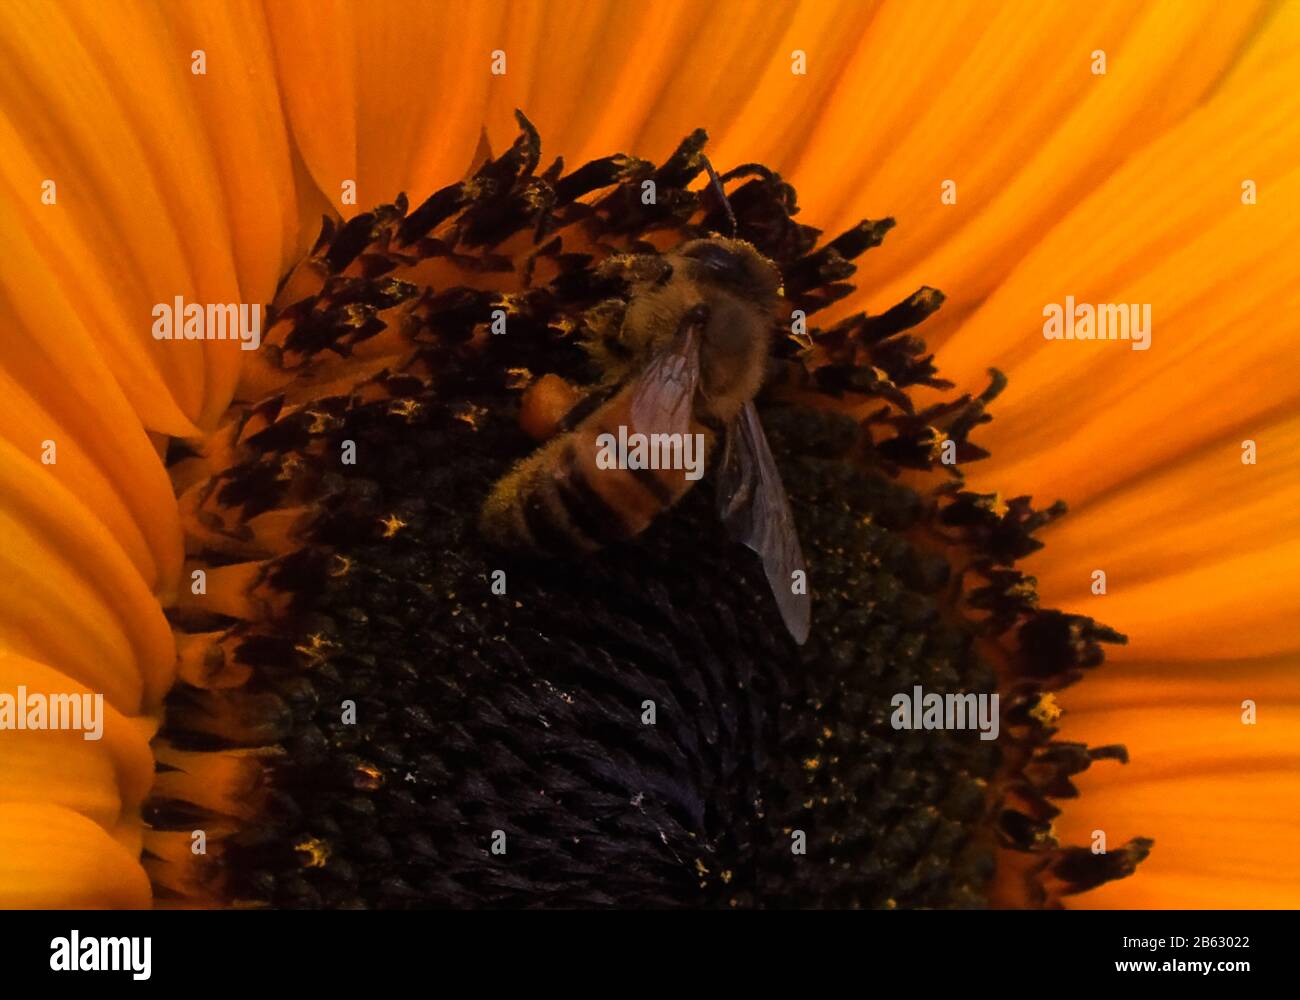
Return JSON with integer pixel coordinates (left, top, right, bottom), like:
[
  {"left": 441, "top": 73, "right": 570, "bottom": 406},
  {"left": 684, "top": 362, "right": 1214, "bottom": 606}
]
[
  {"left": 699, "top": 155, "right": 737, "bottom": 237},
  {"left": 593, "top": 253, "right": 674, "bottom": 288},
  {"left": 555, "top": 379, "right": 628, "bottom": 433},
  {"left": 519, "top": 373, "right": 625, "bottom": 442},
  {"left": 518, "top": 374, "right": 581, "bottom": 442}
]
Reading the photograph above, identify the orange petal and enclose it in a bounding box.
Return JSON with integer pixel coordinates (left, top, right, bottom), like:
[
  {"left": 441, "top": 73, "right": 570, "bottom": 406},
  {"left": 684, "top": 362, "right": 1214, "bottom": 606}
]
[
  {"left": 1055, "top": 655, "right": 1300, "bottom": 907},
  {"left": 805, "top": 0, "right": 1272, "bottom": 324},
  {"left": 158, "top": 0, "right": 300, "bottom": 307},
  {"left": 0, "top": 184, "right": 185, "bottom": 589},
  {"left": 943, "top": 55, "right": 1300, "bottom": 481},
  {"left": 0, "top": 0, "right": 297, "bottom": 430},
  {"left": 940, "top": 53, "right": 1300, "bottom": 659},
  {"left": 0, "top": 802, "right": 151, "bottom": 909},
  {"left": 0, "top": 654, "right": 156, "bottom": 835},
  {"left": 480, "top": 0, "right": 880, "bottom": 176},
  {"left": 1025, "top": 412, "right": 1300, "bottom": 661},
  {"left": 0, "top": 438, "right": 176, "bottom": 714},
  {"left": 267, "top": 0, "right": 504, "bottom": 217}
]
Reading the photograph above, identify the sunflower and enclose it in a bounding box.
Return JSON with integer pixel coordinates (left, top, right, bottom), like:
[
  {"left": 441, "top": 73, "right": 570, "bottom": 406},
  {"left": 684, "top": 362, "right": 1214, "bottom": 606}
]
[{"left": 1, "top": 0, "right": 1296, "bottom": 910}]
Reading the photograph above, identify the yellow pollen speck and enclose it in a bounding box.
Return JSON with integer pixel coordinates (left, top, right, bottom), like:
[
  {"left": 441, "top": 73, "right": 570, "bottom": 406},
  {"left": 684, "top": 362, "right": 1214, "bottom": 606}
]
[
  {"left": 453, "top": 402, "right": 487, "bottom": 429},
  {"left": 454, "top": 407, "right": 479, "bottom": 428},
  {"left": 721, "top": 870, "right": 733, "bottom": 884},
  {"left": 379, "top": 514, "right": 407, "bottom": 537},
  {"left": 497, "top": 292, "right": 524, "bottom": 313},
  {"left": 355, "top": 763, "right": 384, "bottom": 790},
  {"left": 277, "top": 454, "right": 304, "bottom": 482},
  {"left": 695, "top": 859, "right": 710, "bottom": 876},
  {"left": 1010, "top": 579, "right": 1037, "bottom": 600},
  {"left": 1030, "top": 693, "right": 1063, "bottom": 726},
  {"left": 388, "top": 398, "right": 422, "bottom": 420},
  {"left": 294, "top": 632, "right": 334, "bottom": 662},
  {"left": 329, "top": 554, "right": 352, "bottom": 577},
  {"left": 295, "top": 837, "right": 330, "bottom": 868},
  {"left": 803, "top": 756, "right": 821, "bottom": 772}
]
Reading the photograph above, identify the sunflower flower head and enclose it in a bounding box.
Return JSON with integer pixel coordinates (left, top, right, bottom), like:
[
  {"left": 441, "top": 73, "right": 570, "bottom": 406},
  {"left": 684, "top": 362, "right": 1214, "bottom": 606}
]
[{"left": 141, "top": 115, "right": 1145, "bottom": 908}]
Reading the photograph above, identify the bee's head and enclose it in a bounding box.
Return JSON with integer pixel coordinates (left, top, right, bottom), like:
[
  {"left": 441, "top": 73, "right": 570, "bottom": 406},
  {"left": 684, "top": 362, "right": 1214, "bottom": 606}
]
[{"left": 679, "top": 238, "right": 782, "bottom": 302}]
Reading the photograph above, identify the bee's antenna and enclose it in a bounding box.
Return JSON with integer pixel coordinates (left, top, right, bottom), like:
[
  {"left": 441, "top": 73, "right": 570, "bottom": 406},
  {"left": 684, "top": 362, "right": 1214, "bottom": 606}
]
[{"left": 699, "top": 154, "right": 738, "bottom": 238}]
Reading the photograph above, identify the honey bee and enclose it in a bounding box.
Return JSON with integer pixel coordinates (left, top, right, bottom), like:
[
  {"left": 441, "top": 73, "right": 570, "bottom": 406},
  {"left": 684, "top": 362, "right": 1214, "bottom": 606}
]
[{"left": 480, "top": 233, "right": 810, "bottom": 644}]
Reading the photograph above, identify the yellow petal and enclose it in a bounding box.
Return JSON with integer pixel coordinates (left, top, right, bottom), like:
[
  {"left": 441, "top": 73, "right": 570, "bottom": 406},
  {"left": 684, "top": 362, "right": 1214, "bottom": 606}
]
[
  {"left": 1026, "top": 412, "right": 1300, "bottom": 661},
  {"left": 267, "top": 0, "right": 503, "bottom": 217},
  {"left": 939, "top": 54, "right": 1300, "bottom": 659},
  {"left": 480, "top": 0, "right": 881, "bottom": 177},
  {"left": 942, "top": 55, "right": 1300, "bottom": 481},
  {"left": 806, "top": 0, "right": 1272, "bottom": 323},
  {"left": 0, "top": 196, "right": 185, "bottom": 590},
  {"left": 0, "top": 439, "right": 176, "bottom": 713},
  {"left": 0, "top": 0, "right": 297, "bottom": 429},
  {"left": 0, "top": 802, "right": 151, "bottom": 909},
  {"left": 1054, "top": 655, "right": 1300, "bottom": 907},
  {"left": 0, "top": 107, "right": 194, "bottom": 438},
  {"left": 268, "top": 0, "right": 870, "bottom": 192},
  {"left": 0, "top": 654, "right": 156, "bottom": 833},
  {"left": 158, "top": 0, "right": 300, "bottom": 308}
]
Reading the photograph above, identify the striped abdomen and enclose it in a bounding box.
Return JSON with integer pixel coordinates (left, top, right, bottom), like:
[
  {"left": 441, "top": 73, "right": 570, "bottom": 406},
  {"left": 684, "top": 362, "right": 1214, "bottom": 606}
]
[{"left": 480, "top": 388, "right": 716, "bottom": 555}]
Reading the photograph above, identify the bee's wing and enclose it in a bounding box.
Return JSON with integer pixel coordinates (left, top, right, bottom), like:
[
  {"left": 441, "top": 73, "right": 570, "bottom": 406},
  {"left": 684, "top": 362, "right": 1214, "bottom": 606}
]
[
  {"left": 717, "top": 401, "right": 810, "bottom": 644},
  {"left": 628, "top": 309, "right": 704, "bottom": 439}
]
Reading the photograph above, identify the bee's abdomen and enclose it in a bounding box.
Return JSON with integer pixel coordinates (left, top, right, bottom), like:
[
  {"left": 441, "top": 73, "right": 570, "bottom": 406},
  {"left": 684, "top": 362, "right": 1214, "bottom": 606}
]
[
  {"left": 481, "top": 384, "right": 713, "bottom": 555},
  {"left": 479, "top": 433, "right": 635, "bottom": 555}
]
